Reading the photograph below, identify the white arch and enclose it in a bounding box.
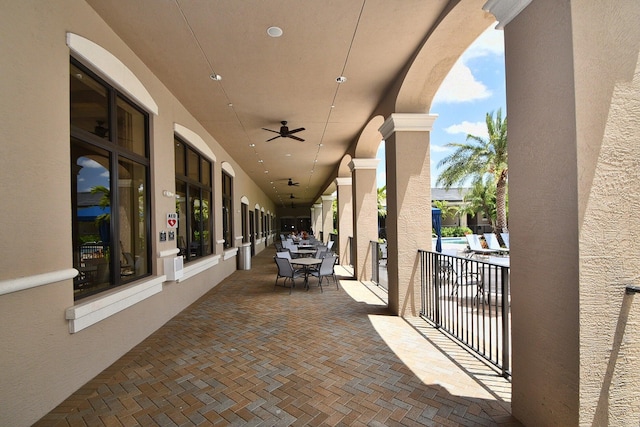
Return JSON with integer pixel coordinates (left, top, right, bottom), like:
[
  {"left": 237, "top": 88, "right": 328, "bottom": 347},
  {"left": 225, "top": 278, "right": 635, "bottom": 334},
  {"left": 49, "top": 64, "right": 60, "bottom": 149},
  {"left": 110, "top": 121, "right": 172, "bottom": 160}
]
[
  {"left": 221, "top": 162, "right": 235, "bottom": 177},
  {"left": 240, "top": 196, "right": 249, "bottom": 205},
  {"left": 66, "top": 33, "right": 158, "bottom": 115},
  {"left": 174, "top": 124, "right": 216, "bottom": 161}
]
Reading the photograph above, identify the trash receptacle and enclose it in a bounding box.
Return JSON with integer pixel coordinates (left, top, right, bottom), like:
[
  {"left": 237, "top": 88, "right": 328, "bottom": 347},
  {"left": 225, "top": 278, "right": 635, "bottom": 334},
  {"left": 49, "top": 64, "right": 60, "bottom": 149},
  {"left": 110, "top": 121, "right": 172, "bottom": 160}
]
[{"left": 238, "top": 242, "right": 251, "bottom": 270}]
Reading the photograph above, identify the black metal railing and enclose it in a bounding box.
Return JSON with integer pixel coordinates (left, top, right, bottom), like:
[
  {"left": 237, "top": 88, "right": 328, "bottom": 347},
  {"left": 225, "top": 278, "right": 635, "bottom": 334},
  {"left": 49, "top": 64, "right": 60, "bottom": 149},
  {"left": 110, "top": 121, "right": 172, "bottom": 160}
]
[
  {"left": 419, "top": 250, "right": 511, "bottom": 378},
  {"left": 348, "top": 236, "right": 354, "bottom": 267},
  {"left": 370, "top": 240, "right": 380, "bottom": 283}
]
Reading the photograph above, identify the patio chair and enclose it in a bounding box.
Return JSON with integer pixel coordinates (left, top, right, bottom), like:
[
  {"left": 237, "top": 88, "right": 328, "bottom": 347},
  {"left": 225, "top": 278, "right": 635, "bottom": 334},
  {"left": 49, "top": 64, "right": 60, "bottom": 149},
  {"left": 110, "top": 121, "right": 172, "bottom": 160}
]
[
  {"left": 274, "top": 256, "right": 304, "bottom": 294},
  {"left": 483, "top": 233, "right": 509, "bottom": 254},
  {"left": 309, "top": 254, "right": 339, "bottom": 291},
  {"left": 437, "top": 250, "right": 484, "bottom": 301}
]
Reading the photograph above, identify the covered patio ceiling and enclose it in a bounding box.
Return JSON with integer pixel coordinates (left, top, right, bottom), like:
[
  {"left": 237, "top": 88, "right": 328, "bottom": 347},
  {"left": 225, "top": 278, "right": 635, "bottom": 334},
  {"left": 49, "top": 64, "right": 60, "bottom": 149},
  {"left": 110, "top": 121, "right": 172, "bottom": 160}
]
[{"left": 86, "top": 0, "right": 492, "bottom": 209}]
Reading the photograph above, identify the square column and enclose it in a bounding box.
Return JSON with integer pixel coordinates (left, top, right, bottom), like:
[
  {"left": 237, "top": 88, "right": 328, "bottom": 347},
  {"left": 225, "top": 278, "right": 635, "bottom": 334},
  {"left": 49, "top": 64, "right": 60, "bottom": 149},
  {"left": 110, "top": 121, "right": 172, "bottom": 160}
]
[
  {"left": 335, "top": 177, "right": 353, "bottom": 265},
  {"left": 502, "top": 0, "right": 640, "bottom": 425},
  {"left": 311, "top": 203, "right": 322, "bottom": 238},
  {"left": 349, "top": 158, "right": 379, "bottom": 281},
  {"left": 380, "top": 113, "right": 437, "bottom": 316},
  {"left": 321, "top": 195, "right": 334, "bottom": 244}
]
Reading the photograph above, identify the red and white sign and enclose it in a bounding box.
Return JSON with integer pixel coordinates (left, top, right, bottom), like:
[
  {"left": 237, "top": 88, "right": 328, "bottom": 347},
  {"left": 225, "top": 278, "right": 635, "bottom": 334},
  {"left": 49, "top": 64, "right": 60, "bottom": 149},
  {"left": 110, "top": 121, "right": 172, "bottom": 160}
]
[{"left": 167, "top": 213, "right": 178, "bottom": 228}]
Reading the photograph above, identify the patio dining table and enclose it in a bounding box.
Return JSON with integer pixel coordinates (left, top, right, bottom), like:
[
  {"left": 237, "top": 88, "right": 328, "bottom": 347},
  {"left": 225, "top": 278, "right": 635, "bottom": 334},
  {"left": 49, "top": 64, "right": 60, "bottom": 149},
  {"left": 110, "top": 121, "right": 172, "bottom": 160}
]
[{"left": 291, "top": 257, "right": 322, "bottom": 289}]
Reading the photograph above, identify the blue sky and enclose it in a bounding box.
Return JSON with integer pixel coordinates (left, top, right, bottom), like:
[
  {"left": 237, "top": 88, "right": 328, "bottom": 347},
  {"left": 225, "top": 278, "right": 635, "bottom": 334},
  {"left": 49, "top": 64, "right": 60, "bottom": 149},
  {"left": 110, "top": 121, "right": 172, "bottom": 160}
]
[{"left": 377, "top": 25, "right": 505, "bottom": 188}]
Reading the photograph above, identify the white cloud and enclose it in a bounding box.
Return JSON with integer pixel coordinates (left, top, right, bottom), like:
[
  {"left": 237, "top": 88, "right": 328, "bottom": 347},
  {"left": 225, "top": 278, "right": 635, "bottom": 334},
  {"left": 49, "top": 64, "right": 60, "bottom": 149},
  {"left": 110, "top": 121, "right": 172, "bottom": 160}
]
[
  {"left": 432, "top": 61, "right": 491, "bottom": 104},
  {"left": 432, "top": 26, "right": 503, "bottom": 105},
  {"left": 79, "top": 158, "right": 103, "bottom": 169},
  {"left": 430, "top": 144, "right": 451, "bottom": 153},
  {"left": 444, "top": 121, "right": 488, "bottom": 139}
]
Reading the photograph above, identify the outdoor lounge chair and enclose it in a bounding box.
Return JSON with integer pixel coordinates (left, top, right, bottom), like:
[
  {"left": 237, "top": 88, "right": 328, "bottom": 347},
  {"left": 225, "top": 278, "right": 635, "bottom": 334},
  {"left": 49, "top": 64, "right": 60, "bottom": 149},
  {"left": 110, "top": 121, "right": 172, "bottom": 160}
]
[
  {"left": 484, "top": 233, "right": 509, "bottom": 254},
  {"left": 500, "top": 232, "right": 510, "bottom": 249},
  {"left": 465, "top": 234, "right": 502, "bottom": 256}
]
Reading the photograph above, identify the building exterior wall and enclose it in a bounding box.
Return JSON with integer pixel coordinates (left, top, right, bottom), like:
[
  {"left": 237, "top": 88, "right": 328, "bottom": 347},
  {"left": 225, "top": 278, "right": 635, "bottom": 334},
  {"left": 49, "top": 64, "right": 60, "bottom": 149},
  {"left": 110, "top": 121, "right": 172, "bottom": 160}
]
[
  {"left": 0, "top": 2, "right": 275, "bottom": 425},
  {"left": 507, "top": 0, "right": 640, "bottom": 425}
]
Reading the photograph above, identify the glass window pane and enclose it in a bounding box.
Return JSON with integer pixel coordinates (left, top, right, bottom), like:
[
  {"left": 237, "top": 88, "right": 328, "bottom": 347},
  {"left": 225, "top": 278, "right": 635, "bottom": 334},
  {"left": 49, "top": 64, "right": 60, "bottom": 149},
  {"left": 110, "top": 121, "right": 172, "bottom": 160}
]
[
  {"left": 117, "top": 157, "right": 148, "bottom": 281},
  {"left": 201, "top": 190, "right": 212, "bottom": 255},
  {"left": 175, "top": 181, "right": 187, "bottom": 257},
  {"left": 72, "top": 138, "right": 111, "bottom": 299},
  {"left": 189, "top": 185, "right": 202, "bottom": 257},
  {"left": 175, "top": 139, "right": 185, "bottom": 176},
  {"left": 187, "top": 148, "right": 199, "bottom": 181},
  {"left": 201, "top": 158, "right": 211, "bottom": 186},
  {"left": 116, "top": 97, "right": 146, "bottom": 156},
  {"left": 70, "top": 63, "right": 109, "bottom": 138}
]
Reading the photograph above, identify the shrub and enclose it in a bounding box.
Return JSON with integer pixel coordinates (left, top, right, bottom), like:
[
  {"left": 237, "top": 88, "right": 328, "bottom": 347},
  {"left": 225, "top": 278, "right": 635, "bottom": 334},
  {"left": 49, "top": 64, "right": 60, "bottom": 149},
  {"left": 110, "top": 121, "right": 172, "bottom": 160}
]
[{"left": 440, "top": 226, "right": 473, "bottom": 237}]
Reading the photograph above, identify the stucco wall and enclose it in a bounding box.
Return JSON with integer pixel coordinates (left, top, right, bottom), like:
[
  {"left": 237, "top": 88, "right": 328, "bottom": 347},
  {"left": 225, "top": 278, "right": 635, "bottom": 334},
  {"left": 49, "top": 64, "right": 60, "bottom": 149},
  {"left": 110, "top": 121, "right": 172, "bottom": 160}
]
[
  {"left": 0, "top": 2, "right": 275, "bottom": 426},
  {"left": 507, "top": 0, "right": 640, "bottom": 425}
]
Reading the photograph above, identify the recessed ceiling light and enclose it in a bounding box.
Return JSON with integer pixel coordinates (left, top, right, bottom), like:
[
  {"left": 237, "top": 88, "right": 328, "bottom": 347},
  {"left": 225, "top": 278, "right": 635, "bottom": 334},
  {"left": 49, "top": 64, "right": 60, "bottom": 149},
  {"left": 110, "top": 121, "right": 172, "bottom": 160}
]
[
  {"left": 210, "top": 73, "right": 222, "bottom": 81},
  {"left": 285, "top": 153, "right": 291, "bottom": 157},
  {"left": 258, "top": 159, "right": 263, "bottom": 163},
  {"left": 336, "top": 76, "right": 347, "bottom": 83},
  {"left": 249, "top": 143, "right": 255, "bottom": 147},
  {"left": 267, "top": 26, "right": 283, "bottom": 37}
]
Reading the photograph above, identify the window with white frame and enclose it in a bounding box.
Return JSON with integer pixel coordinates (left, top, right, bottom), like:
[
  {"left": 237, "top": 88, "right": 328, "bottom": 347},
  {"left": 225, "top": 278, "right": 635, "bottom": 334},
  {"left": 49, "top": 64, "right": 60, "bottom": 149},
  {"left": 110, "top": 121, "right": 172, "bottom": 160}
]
[
  {"left": 174, "top": 136, "right": 213, "bottom": 261},
  {"left": 70, "top": 59, "right": 150, "bottom": 300}
]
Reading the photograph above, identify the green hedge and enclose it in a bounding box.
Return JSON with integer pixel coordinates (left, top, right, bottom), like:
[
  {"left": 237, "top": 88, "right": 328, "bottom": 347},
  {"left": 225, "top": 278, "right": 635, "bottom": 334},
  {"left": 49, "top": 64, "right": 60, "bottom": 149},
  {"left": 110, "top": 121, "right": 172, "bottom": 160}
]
[{"left": 439, "top": 226, "right": 473, "bottom": 237}]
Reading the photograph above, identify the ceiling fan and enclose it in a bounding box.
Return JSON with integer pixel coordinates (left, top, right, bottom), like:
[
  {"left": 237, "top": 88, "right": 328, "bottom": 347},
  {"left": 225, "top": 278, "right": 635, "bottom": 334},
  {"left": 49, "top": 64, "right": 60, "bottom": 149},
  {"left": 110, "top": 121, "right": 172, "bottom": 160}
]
[
  {"left": 262, "top": 121, "right": 305, "bottom": 142},
  {"left": 287, "top": 178, "right": 299, "bottom": 186}
]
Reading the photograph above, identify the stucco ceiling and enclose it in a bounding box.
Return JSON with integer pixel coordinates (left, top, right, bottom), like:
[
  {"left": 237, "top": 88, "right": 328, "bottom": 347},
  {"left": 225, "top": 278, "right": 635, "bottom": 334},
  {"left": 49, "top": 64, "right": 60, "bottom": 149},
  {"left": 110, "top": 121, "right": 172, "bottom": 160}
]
[{"left": 85, "top": 0, "right": 474, "bottom": 208}]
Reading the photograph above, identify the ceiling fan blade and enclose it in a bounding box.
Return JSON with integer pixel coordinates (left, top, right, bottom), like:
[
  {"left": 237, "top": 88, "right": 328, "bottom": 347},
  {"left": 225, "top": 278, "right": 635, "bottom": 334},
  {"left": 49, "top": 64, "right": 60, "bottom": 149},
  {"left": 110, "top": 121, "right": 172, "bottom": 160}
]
[
  {"left": 287, "top": 127, "right": 305, "bottom": 134},
  {"left": 288, "top": 135, "right": 305, "bottom": 142},
  {"left": 266, "top": 135, "right": 282, "bottom": 142},
  {"left": 262, "top": 128, "right": 281, "bottom": 134}
]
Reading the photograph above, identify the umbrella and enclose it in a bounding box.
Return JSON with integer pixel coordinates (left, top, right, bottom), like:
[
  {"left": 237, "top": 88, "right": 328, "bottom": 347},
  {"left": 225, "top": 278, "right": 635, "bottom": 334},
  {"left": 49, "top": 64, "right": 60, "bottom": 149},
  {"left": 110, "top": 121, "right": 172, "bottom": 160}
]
[{"left": 432, "top": 207, "right": 442, "bottom": 252}]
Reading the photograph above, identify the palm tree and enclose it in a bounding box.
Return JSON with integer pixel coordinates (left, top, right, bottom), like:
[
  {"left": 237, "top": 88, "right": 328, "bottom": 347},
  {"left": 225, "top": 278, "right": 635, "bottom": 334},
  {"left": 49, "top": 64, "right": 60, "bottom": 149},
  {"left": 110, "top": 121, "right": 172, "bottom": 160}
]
[
  {"left": 377, "top": 185, "right": 387, "bottom": 218},
  {"left": 436, "top": 109, "right": 508, "bottom": 233},
  {"left": 459, "top": 179, "right": 497, "bottom": 228},
  {"left": 432, "top": 200, "right": 457, "bottom": 222}
]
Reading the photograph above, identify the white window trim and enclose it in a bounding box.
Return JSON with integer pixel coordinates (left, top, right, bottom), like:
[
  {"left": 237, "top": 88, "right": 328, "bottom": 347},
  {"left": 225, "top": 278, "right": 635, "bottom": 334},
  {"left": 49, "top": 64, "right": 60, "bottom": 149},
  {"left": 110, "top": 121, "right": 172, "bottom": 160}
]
[
  {"left": 66, "top": 277, "right": 164, "bottom": 333},
  {"left": 67, "top": 33, "right": 158, "bottom": 115}
]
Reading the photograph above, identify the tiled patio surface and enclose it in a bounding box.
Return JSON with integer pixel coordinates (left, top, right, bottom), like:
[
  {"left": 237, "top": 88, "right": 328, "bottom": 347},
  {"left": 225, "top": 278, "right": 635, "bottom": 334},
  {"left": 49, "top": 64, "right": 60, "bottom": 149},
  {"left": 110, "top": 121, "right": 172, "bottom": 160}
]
[{"left": 35, "top": 246, "right": 520, "bottom": 426}]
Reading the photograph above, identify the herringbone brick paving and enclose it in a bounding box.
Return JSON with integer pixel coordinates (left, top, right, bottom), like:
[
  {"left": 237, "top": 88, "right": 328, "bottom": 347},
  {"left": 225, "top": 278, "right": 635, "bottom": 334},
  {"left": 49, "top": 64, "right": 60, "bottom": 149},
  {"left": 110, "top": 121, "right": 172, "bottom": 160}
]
[{"left": 35, "top": 247, "right": 521, "bottom": 426}]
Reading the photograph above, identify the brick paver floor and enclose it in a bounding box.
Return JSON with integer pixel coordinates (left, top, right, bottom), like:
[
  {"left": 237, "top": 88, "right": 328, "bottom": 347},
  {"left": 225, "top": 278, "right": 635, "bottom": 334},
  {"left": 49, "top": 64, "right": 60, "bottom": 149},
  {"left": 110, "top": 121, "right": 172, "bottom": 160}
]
[{"left": 35, "top": 247, "right": 521, "bottom": 426}]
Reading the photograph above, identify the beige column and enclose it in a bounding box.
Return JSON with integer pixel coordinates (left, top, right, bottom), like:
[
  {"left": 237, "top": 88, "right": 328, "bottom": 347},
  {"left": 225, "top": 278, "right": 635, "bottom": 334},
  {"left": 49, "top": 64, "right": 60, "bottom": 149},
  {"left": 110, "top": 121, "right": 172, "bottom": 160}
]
[
  {"left": 499, "top": 0, "right": 640, "bottom": 425},
  {"left": 349, "top": 158, "right": 379, "bottom": 281},
  {"left": 320, "top": 195, "right": 334, "bottom": 244},
  {"left": 335, "top": 177, "right": 353, "bottom": 265},
  {"left": 379, "top": 113, "right": 436, "bottom": 316},
  {"left": 311, "top": 203, "right": 322, "bottom": 238}
]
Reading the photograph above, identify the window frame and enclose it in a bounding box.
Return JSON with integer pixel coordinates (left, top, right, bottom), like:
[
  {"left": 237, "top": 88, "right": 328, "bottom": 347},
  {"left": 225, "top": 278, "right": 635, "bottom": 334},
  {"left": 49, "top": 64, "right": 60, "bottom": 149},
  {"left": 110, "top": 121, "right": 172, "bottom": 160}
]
[
  {"left": 70, "top": 57, "right": 151, "bottom": 300},
  {"left": 222, "top": 171, "right": 233, "bottom": 249},
  {"left": 174, "top": 136, "right": 214, "bottom": 262}
]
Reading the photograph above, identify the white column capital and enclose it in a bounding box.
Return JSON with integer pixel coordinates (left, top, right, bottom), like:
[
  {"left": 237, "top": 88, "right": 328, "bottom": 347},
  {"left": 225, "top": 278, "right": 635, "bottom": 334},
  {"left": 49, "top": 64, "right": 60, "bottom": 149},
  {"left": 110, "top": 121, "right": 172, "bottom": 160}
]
[
  {"left": 349, "top": 158, "right": 380, "bottom": 172},
  {"left": 379, "top": 113, "right": 438, "bottom": 140},
  {"left": 335, "top": 177, "right": 352, "bottom": 186},
  {"left": 321, "top": 195, "right": 335, "bottom": 202},
  {"left": 314, "top": 203, "right": 322, "bottom": 209},
  {"left": 482, "top": 0, "right": 532, "bottom": 29}
]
